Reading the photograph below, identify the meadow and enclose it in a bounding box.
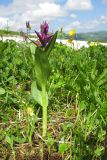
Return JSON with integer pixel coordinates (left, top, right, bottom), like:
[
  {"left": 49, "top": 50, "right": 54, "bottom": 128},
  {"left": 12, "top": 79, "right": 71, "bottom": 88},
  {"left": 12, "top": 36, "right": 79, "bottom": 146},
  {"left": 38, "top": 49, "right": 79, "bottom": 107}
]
[{"left": 0, "top": 37, "right": 107, "bottom": 160}]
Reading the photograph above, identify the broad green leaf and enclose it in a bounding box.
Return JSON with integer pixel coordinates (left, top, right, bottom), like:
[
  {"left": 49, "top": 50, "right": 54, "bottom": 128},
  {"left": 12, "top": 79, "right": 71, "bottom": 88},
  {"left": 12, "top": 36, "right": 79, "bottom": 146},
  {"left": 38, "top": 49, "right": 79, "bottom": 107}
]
[
  {"left": 34, "top": 48, "right": 50, "bottom": 86},
  {"left": 0, "top": 87, "right": 5, "bottom": 95},
  {"left": 31, "top": 81, "right": 42, "bottom": 106},
  {"left": 31, "top": 81, "right": 48, "bottom": 107}
]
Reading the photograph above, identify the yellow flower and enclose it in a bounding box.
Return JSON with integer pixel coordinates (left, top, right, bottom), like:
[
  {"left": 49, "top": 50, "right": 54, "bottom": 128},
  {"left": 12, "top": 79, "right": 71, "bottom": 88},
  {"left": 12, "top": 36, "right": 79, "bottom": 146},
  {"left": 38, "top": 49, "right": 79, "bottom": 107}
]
[
  {"left": 90, "top": 42, "right": 97, "bottom": 47},
  {"left": 69, "top": 29, "right": 76, "bottom": 36},
  {"left": 67, "top": 39, "right": 73, "bottom": 44},
  {"left": 29, "top": 26, "right": 32, "bottom": 30},
  {"left": 26, "top": 107, "right": 34, "bottom": 116}
]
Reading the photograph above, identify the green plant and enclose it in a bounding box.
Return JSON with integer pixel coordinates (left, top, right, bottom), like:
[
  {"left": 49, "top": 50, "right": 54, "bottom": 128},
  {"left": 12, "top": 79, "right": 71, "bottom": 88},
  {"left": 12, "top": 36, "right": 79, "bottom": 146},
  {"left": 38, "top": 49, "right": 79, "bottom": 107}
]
[
  {"left": 59, "top": 142, "right": 69, "bottom": 159},
  {"left": 29, "top": 22, "right": 57, "bottom": 137},
  {"left": 26, "top": 107, "right": 39, "bottom": 143},
  {"left": 0, "top": 37, "right": 107, "bottom": 160},
  {"left": 6, "top": 135, "right": 16, "bottom": 160},
  {"left": 0, "top": 87, "right": 5, "bottom": 95},
  {"left": 45, "top": 137, "right": 55, "bottom": 154}
]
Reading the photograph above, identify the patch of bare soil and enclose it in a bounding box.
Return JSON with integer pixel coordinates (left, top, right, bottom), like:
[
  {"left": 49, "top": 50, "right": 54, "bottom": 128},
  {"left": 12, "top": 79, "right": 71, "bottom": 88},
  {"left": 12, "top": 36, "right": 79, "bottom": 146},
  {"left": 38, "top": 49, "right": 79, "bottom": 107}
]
[{"left": 2, "top": 145, "right": 62, "bottom": 160}]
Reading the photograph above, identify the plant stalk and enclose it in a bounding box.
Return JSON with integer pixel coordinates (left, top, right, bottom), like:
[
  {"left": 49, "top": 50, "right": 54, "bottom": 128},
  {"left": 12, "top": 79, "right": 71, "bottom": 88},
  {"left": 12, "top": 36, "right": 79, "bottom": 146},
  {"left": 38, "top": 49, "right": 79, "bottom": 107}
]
[{"left": 42, "top": 84, "right": 47, "bottom": 137}]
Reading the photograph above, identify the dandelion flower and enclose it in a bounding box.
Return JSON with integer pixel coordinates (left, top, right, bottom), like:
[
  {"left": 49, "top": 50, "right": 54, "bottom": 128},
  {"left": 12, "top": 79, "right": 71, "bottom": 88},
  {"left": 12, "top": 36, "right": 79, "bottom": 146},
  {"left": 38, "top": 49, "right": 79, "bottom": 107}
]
[
  {"left": 69, "top": 29, "right": 76, "bottom": 36},
  {"left": 26, "top": 107, "right": 34, "bottom": 116}
]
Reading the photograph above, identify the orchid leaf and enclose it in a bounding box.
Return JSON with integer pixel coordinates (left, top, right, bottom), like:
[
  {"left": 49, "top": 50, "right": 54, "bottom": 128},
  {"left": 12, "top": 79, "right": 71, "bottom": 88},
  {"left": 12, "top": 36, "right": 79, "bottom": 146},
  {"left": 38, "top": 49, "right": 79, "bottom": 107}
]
[
  {"left": 31, "top": 81, "right": 48, "bottom": 107},
  {"left": 31, "top": 81, "right": 42, "bottom": 106},
  {"left": 45, "top": 31, "right": 58, "bottom": 57},
  {"left": 34, "top": 47, "right": 50, "bottom": 86}
]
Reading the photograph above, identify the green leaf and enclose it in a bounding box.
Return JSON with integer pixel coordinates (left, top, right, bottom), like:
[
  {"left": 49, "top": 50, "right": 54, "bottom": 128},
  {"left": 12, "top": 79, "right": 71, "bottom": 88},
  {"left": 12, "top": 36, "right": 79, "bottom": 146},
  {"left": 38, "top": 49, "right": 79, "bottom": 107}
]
[
  {"left": 0, "top": 87, "right": 5, "bottom": 95},
  {"left": 6, "top": 136, "right": 12, "bottom": 145},
  {"left": 79, "top": 101, "right": 86, "bottom": 111},
  {"left": 30, "top": 43, "right": 36, "bottom": 55},
  {"left": 34, "top": 48, "right": 50, "bottom": 86},
  {"left": 7, "top": 76, "right": 15, "bottom": 81},
  {"left": 97, "top": 68, "right": 107, "bottom": 83},
  {"left": 94, "top": 146, "right": 104, "bottom": 157},
  {"left": 59, "top": 143, "right": 68, "bottom": 154},
  {"left": 46, "top": 137, "right": 55, "bottom": 147},
  {"left": 6, "top": 136, "right": 14, "bottom": 149},
  {"left": 30, "top": 43, "right": 36, "bottom": 62},
  {"left": 31, "top": 81, "right": 42, "bottom": 106},
  {"left": 45, "top": 31, "right": 58, "bottom": 57},
  {"left": 31, "top": 81, "right": 48, "bottom": 107},
  {"left": 91, "top": 60, "right": 97, "bottom": 80},
  {"left": 14, "top": 137, "right": 26, "bottom": 144},
  {"left": 0, "top": 41, "right": 8, "bottom": 53}
]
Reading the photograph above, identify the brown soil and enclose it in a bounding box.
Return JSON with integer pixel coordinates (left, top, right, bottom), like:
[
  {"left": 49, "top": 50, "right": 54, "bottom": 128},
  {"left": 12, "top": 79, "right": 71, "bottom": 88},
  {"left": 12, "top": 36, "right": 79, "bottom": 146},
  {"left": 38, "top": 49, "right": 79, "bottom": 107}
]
[
  {"left": 2, "top": 145, "right": 62, "bottom": 160},
  {"left": 9, "top": 151, "right": 62, "bottom": 160}
]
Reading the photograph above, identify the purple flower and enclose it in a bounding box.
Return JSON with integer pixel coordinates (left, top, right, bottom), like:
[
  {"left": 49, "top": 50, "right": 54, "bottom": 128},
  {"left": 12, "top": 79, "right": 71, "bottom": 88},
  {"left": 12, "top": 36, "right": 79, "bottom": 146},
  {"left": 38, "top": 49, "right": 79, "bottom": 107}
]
[
  {"left": 26, "top": 21, "right": 31, "bottom": 29},
  {"left": 40, "top": 21, "right": 49, "bottom": 34},
  {"left": 26, "top": 21, "right": 30, "bottom": 28},
  {"left": 35, "top": 21, "right": 52, "bottom": 47}
]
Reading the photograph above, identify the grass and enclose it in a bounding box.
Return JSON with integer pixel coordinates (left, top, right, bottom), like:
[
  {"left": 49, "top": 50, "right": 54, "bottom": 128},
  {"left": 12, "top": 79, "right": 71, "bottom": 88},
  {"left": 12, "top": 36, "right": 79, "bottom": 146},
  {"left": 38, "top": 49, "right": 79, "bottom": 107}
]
[{"left": 0, "top": 40, "right": 107, "bottom": 160}]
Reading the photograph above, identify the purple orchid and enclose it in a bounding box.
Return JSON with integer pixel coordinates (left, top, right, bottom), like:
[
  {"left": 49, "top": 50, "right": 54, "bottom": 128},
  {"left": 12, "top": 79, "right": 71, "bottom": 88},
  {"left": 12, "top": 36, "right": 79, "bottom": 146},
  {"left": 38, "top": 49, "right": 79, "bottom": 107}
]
[
  {"left": 35, "top": 21, "right": 52, "bottom": 47},
  {"left": 26, "top": 21, "right": 30, "bottom": 29},
  {"left": 40, "top": 21, "right": 49, "bottom": 34}
]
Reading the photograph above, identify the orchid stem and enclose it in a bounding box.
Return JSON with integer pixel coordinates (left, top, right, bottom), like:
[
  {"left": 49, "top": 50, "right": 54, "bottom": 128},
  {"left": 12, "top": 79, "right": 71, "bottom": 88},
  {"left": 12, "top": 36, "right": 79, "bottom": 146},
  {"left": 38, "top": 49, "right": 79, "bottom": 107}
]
[{"left": 42, "top": 84, "right": 47, "bottom": 137}]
